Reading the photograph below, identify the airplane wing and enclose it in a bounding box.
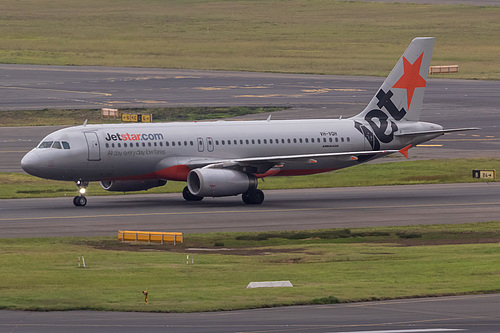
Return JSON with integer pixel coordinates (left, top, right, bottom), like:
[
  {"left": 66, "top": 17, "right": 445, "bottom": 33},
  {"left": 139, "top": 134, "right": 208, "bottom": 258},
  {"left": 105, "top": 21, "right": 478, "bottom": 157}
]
[{"left": 183, "top": 149, "right": 399, "bottom": 173}]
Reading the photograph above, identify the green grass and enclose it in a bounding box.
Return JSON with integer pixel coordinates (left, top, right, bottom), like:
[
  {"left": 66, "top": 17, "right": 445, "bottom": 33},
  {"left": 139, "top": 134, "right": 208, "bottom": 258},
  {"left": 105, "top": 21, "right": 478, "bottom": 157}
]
[
  {"left": 0, "top": 1, "right": 499, "bottom": 79},
  {"left": 0, "top": 106, "right": 284, "bottom": 126},
  {"left": 1, "top": 158, "right": 497, "bottom": 199},
  {"left": 0, "top": 222, "right": 498, "bottom": 312}
]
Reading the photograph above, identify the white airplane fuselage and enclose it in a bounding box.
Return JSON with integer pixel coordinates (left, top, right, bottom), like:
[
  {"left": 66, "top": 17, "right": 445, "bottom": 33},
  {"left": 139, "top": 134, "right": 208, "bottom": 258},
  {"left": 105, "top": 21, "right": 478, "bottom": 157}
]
[{"left": 21, "top": 118, "right": 442, "bottom": 182}]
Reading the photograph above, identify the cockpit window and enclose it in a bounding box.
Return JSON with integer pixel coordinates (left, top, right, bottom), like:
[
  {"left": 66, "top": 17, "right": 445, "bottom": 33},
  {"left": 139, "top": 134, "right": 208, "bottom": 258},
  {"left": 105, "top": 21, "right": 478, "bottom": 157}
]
[
  {"left": 52, "top": 141, "right": 62, "bottom": 149},
  {"left": 38, "top": 141, "right": 53, "bottom": 148},
  {"left": 62, "top": 141, "right": 70, "bottom": 149}
]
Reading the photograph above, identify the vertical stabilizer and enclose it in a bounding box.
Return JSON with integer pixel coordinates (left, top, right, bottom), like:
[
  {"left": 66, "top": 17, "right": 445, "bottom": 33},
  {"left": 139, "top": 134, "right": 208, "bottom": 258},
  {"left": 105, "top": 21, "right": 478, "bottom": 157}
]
[{"left": 352, "top": 37, "right": 435, "bottom": 122}]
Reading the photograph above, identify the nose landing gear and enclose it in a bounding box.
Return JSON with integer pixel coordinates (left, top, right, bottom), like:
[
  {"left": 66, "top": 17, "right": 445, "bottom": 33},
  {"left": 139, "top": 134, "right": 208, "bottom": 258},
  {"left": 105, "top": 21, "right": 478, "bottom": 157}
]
[{"left": 74, "top": 180, "right": 89, "bottom": 206}]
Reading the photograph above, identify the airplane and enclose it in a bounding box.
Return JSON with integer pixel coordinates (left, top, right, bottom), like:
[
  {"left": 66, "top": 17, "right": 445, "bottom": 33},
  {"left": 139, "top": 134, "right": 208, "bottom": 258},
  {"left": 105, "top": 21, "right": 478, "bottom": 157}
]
[{"left": 21, "top": 37, "right": 477, "bottom": 206}]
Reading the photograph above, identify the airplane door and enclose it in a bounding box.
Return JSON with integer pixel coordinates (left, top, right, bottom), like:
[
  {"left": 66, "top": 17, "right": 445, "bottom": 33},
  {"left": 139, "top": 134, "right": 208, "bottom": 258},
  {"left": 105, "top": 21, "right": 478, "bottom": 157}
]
[
  {"left": 206, "top": 137, "right": 214, "bottom": 152},
  {"left": 84, "top": 132, "right": 101, "bottom": 161},
  {"left": 197, "top": 137, "right": 204, "bottom": 152}
]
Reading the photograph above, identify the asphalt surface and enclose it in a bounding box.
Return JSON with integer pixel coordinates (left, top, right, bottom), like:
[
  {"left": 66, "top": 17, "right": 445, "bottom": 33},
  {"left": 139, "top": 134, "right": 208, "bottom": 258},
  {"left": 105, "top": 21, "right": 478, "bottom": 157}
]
[
  {"left": 1, "top": 183, "right": 499, "bottom": 238},
  {"left": 1, "top": 294, "right": 499, "bottom": 332},
  {"left": 1, "top": 65, "right": 499, "bottom": 173}
]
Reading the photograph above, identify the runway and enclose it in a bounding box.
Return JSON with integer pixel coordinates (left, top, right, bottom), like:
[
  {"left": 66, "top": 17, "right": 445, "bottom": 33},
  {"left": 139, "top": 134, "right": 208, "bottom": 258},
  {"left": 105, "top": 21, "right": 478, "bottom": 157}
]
[
  {"left": 1, "top": 65, "right": 499, "bottom": 173},
  {"left": 1, "top": 183, "right": 499, "bottom": 238},
  {"left": 1, "top": 294, "right": 499, "bottom": 332}
]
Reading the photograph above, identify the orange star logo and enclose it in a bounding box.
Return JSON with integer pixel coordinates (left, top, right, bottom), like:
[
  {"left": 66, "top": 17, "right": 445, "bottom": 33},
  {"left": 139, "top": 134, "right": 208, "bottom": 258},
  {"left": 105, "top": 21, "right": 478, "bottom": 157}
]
[{"left": 392, "top": 52, "right": 427, "bottom": 108}]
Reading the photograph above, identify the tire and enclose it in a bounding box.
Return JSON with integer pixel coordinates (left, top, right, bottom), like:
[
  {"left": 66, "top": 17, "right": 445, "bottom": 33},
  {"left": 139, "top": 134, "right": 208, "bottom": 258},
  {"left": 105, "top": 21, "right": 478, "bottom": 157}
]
[
  {"left": 249, "top": 189, "right": 264, "bottom": 204},
  {"left": 243, "top": 189, "right": 264, "bottom": 205},
  {"left": 182, "top": 186, "right": 203, "bottom": 201},
  {"left": 73, "top": 196, "right": 87, "bottom": 206}
]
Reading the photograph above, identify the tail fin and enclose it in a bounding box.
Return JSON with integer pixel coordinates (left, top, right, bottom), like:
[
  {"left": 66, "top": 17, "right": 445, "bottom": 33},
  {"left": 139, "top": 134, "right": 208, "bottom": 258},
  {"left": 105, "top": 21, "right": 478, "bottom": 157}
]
[{"left": 352, "top": 37, "right": 435, "bottom": 122}]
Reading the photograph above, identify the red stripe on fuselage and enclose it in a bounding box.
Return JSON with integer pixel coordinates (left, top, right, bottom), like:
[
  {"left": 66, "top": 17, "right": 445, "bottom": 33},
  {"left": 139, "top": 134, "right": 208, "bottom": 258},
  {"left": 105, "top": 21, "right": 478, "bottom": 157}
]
[
  {"left": 106, "top": 166, "right": 335, "bottom": 182},
  {"left": 107, "top": 165, "right": 191, "bottom": 182}
]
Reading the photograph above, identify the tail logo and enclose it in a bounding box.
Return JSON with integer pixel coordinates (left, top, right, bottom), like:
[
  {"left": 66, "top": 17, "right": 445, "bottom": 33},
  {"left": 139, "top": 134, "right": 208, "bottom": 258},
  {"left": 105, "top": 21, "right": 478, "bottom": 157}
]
[
  {"left": 392, "top": 52, "right": 427, "bottom": 109},
  {"left": 354, "top": 88, "right": 405, "bottom": 150}
]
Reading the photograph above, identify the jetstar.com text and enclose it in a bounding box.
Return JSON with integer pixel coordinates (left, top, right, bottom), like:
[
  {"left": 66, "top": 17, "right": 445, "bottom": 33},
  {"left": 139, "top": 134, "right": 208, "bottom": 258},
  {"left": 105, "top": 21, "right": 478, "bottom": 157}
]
[{"left": 105, "top": 132, "right": 164, "bottom": 141}]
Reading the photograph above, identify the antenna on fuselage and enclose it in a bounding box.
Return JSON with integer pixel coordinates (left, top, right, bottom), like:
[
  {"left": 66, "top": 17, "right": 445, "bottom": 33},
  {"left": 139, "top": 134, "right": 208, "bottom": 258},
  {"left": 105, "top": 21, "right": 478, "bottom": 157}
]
[
  {"left": 83, "top": 119, "right": 88, "bottom": 127},
  {"left": 266, "top": 115, "right": 272, "bottom": 122}
]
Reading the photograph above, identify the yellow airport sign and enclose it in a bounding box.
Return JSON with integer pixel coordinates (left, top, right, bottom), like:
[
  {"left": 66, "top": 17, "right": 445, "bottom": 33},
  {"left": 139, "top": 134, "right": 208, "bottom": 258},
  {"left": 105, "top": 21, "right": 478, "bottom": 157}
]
[
  {"left": 121, "top": 114, "right": 153, "bottom": 122},
  {"left": 472, "top": 169, "right": 496, "bottom": 180}
]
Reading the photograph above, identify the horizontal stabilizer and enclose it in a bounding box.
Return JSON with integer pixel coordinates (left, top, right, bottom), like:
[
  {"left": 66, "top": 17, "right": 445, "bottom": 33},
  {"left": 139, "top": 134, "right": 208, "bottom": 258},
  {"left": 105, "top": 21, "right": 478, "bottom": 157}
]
[{"left": 395, "top": 127, "right": 480, "bottom": 137}]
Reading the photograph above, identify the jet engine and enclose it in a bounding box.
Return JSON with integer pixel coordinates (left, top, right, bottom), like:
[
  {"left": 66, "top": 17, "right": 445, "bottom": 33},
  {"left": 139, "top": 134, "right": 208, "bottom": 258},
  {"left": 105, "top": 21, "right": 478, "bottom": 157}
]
[
  {"left": 187, "top": 169, "right": 257, "bottom": 197},
  {"left": 100, "top": 179, "right": 167, "bottom": 192}
]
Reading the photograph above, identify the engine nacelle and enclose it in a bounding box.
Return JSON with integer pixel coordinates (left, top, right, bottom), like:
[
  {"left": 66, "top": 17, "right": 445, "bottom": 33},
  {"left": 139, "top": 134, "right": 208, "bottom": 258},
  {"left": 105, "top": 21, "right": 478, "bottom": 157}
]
[
  {"left": 100, "top": 179, "right": 167, "bottom": 192},
  {"left": 187, "top": 169, "right": 257, "bottom": 197}
]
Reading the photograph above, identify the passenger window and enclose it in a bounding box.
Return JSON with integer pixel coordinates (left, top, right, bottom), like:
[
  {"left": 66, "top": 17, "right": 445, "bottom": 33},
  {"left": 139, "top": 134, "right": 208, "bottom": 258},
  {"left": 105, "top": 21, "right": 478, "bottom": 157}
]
[
  {"left": 62, "top": 141, "right": 70, "bottom": 149},
  {"left": 38, "top": 141, "right": 53, "bottom": 148},
  {"left": 52, "top": 141, "right": 62, "bottom": 149}
]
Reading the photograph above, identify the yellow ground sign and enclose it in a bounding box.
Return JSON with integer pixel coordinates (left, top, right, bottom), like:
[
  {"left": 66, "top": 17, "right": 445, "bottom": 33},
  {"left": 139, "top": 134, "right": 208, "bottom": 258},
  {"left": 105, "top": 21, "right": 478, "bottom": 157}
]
[{"left": 121, "top": 114, "right": 152, "bottom": 122}]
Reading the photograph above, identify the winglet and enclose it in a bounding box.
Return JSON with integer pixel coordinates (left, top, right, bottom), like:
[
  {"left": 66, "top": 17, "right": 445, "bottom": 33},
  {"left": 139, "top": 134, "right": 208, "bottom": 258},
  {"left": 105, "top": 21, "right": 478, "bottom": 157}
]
[{"left": 399, "top": 144, "right": 412, "bottom": 158}]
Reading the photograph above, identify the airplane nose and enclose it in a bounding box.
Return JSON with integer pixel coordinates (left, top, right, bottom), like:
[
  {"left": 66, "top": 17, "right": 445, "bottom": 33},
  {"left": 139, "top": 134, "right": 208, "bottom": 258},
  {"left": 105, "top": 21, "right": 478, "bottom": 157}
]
[{"left": 21, "top": 151, "right": 41, "bottom": 176}]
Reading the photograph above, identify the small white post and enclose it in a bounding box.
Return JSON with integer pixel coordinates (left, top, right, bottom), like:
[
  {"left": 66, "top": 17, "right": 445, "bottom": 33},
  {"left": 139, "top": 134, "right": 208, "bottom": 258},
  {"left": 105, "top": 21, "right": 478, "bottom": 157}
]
[
  {"left": 82, "top": 255, "right": 86, "bottom": 268},
  {"left": 186, "top": 255, "right": 189, "bottom": 265}
]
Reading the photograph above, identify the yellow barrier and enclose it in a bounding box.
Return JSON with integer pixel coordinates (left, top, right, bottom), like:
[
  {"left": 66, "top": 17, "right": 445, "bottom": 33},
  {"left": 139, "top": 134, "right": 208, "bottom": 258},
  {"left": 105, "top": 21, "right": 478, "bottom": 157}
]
[
  {"left": 429, "top": 65, "right": 459, "bottom": 74},
  {"left": 118, "top": 230, "right": 183, "bottom": 245}
]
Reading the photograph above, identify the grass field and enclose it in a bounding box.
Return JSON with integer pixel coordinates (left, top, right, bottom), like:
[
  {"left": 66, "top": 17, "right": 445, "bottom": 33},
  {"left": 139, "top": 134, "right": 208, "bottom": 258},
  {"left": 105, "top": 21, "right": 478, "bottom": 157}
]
[
  {"left": 0, "top": 1, "right": 499, "bottom": 79},
  {"left": 1, "top": 158, "right": 497, "bottom": 199},
  {"left": 0, "top": 106, "right": 285, "bottom": 126},
  {"left": 0, "top": 222, "right": 498, "bottom": 312}
]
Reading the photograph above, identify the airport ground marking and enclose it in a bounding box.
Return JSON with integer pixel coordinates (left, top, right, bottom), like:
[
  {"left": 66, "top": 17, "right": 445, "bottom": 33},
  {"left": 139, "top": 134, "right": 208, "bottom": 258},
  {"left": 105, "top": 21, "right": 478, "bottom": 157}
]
[{"left": 2, "top": 201, "right": 500, "bottom": 222}]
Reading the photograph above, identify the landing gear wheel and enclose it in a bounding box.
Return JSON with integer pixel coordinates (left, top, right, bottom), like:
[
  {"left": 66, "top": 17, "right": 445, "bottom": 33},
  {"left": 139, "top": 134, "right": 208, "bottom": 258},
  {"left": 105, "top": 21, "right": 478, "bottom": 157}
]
[
  {"left": 242, "top": 189, "right": 264, "bottom": 205},
  {"left": 73, "top": 196, "right": 87, "bottom": 207},
  {"left": 182, "top": 186, "right": 203, "bottom": 202}
]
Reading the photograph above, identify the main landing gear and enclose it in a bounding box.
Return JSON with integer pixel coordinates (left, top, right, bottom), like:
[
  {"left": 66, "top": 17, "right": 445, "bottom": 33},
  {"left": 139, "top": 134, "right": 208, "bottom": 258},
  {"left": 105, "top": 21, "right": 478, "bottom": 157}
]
[
  {"left": 242, "top": 189, "right": 265, "bottom": 205},
  {"left": 182, "top": 186, "right": 265, "bottom": 204},
  {"left": 74, "top": 180, "right": 89, "bottom": 206},
  {"left": 182, "top": 186, "right": 203, "bottom": 202}
]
